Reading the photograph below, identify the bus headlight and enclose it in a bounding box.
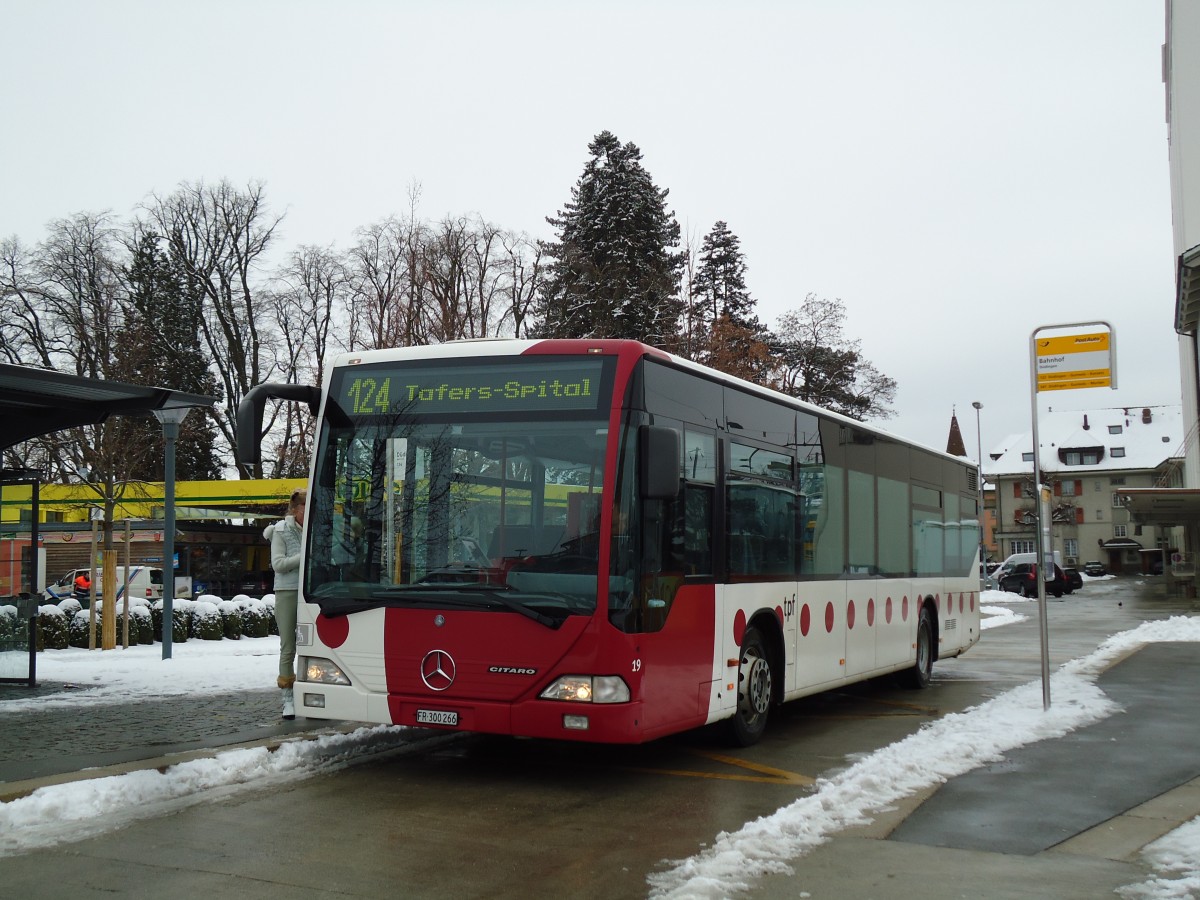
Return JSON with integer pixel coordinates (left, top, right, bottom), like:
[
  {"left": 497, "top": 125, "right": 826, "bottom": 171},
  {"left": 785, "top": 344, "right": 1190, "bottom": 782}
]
[
  {"left": 539, "top": 675, "right": 630, "bottom": 703},
  {"left": 301, "top": 656, "right": 350, "bottom": 685}
]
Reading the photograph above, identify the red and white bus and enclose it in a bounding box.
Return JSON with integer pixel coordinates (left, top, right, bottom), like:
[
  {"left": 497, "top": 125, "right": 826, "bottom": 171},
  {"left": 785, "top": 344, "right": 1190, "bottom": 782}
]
[{"left": 238, "top": 339, "right": 981, "bottom": 745}]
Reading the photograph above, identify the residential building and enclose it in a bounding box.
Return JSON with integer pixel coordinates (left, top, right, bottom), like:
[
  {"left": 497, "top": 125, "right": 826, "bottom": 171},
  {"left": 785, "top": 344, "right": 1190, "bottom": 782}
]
[
  {"left": 1135, "top": 4, "right": 1200, "bottom": 589},
  {"left": 985, "top": 405, "right": 1184, "bottom": 574}
]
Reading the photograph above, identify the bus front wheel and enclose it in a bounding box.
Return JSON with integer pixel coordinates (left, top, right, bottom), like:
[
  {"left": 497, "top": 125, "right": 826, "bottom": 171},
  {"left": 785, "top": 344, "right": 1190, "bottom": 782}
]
[
  {"left": 900, "top": 606, "right": 934, "bottom": 689},
  {"left": 730, "top": 625, "right": 773, "bottom": 746}
]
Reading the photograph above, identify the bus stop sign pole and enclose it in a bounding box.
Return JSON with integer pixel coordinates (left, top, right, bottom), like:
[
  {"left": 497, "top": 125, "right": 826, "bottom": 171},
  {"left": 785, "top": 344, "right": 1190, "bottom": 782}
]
[{"left": 1028, "top": 321, "right": 1116, "bottom": 710}]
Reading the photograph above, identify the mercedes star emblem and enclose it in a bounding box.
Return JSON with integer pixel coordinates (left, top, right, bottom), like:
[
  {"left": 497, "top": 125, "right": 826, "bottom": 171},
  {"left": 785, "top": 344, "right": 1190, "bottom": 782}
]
[{"left": 420, "top": 649, "right": 456, "bottom": 691}]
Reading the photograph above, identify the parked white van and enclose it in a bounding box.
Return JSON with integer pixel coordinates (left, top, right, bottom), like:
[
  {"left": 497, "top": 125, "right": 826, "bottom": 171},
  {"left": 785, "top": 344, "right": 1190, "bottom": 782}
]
[{"left": 43, "top": 566, "right": 167, "bottom": 606}]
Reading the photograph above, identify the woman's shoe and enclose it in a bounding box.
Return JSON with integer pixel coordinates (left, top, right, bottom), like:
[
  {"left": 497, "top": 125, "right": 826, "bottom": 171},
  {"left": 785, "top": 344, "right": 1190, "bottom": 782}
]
[{"left": 282, "top": 687, "right": 296, "bottom": 720}]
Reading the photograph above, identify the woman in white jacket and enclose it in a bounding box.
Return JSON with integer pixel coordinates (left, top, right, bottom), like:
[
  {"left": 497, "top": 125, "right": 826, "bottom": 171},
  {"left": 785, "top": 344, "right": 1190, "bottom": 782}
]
[{"left": 265, "top": 488, "right": 306, "bottom": 719}]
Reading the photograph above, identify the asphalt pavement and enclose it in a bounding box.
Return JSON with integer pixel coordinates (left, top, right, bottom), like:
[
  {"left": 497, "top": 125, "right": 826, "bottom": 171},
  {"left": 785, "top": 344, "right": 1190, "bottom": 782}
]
[{"left": 2, "top": 578, "right": 1200, "bottom": 899}]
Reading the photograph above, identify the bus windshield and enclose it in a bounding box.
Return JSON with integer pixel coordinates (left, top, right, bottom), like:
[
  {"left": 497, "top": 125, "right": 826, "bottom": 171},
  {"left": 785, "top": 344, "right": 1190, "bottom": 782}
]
[{"left": 304, "top": 357, "right": 617, "bottom": 622}]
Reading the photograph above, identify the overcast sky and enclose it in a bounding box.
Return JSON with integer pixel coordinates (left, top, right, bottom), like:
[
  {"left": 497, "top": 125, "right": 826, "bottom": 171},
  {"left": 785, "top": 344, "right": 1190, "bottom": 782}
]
[{"left": 0, "top": 1, "right": 1179, "bottom": 461}]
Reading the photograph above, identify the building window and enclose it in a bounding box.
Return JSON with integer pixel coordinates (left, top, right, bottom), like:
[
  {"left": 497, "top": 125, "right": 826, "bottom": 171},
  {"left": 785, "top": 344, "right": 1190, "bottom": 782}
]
[
  {"left": 1065, "top": 538, "right": 1078, "bottom": 560},
  {"left": 1110, "top": 477, "right": 1126, "bottom": 485},
  {"left": 1109, "top": 425, "right": 1122, "bottom": 435},
  {"left": 1096, "top": 509, "right": 1105, "bottom": 521},
  {"left": 1112, "top": 493, "right": 1124, "bottom": 508},
  {"left": 1114, "top": 525, "right": 1127, "bottom": 538},
  {"left": 1011, "top": 540, "right": 1036, "bottom": 555},
  {"left": 1111, "top": 447, "right": 1125, "bottom": 458},
  {"left": 1059, "top": 481, "right": 1077, "bottom": 497},
  {"left": 1021, "top": 452, "right": 1034, "bottom": 462},
  {"left": 1094, "top": 481, "right": 1103, "bottom": 491}
]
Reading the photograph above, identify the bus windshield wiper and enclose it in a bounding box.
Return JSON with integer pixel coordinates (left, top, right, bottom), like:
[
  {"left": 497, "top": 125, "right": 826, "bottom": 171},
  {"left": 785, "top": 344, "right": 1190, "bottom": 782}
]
[{"left": 372, "top": 584, "right": 562, "bottom": 629}]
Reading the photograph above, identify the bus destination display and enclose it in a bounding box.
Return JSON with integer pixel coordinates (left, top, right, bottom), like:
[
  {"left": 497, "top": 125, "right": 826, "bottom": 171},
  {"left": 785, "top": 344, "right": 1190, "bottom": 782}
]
[{"left": 337, "top": 359, "right": 608, "bottom": 416}]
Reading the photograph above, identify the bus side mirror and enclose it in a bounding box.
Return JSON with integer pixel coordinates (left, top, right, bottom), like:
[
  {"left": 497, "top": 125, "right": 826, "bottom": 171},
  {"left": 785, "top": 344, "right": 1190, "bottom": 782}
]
[
  {"left": 639, "top": 425, "right": 680, "bottom": 500},
  {"left": 236, "top": 382, "right": 321, "bottom": 467}
]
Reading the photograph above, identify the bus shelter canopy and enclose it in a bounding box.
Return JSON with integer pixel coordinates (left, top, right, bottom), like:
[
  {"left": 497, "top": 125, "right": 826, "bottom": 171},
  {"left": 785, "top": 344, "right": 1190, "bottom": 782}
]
[
  {"left": 1117, "top": 487, "right": 1200, "bottom": 529},
  {"left": 0, "top": 363, "right": 214, "bottom": 452}
]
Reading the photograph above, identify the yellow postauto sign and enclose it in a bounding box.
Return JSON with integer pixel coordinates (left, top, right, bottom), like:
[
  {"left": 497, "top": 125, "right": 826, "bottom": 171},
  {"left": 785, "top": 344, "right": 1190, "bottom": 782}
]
[{"left": 1035, "top": 331, "right": 1112, "bottom": 392}]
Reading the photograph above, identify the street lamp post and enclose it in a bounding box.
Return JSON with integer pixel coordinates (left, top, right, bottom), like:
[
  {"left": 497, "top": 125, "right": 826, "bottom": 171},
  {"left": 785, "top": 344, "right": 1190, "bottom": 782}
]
[
  {"left": 973, "top": 401, "right": 985, "bottom": 577},
  {"left": 152, "top": 407, "right": 191, "bottom": 660}
]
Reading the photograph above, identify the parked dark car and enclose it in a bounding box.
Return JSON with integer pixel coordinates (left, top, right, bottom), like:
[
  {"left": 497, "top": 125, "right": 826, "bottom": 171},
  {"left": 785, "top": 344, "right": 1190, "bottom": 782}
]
[
  {"left": 998, "top": 562, "right": 1068, "bottom": 598},
  {"left": 1083, "top": 561, "right": 1107, "bottom": 577},
  {"left": 1062, "top": 567, "right": 1083, "bottom": 594},
  {"left": 238, "top": 569, "right": 274, "bottom": 596}
]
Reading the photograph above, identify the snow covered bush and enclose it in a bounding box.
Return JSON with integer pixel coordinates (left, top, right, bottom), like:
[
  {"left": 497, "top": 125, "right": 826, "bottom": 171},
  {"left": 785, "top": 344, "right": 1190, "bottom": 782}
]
[
  {"left": 0, "top": 604, "right": 17, "bottom": 644},
  {"left": 129, "top": 605, "right": 154, "bottom": 645},
  {"left": 37, "top": 605, "right": 69, "bottom": 650},
  {"left": 190, "top": 599, "right": 224, "bottom": 640},
  {"left": 216, "top": 600, "right": 243, "bottom": 640},
  {"left": 150, "top": 600, "right": 189, "bottom": 643},
  {"left": 68, "top": 609, "right": 94, "bottom": 648},
  {"left": 239, "top": 598, "right": 272, "bottom": 638},
  {"left": 262, "top": 593, "right": 279, "bottom": 635},
  {"left": 56, "top": 597, "right": 82, "bottom": 617}
]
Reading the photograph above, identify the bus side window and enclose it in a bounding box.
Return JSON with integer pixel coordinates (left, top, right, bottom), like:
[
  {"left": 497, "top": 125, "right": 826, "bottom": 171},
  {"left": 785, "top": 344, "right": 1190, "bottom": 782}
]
[{"left": 679, "top": 429, "right": 715, "bottom": 576}]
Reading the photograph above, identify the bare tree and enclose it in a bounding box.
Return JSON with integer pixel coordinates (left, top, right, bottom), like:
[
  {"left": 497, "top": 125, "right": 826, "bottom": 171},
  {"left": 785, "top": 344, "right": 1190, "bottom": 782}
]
[
  {"left": 344, "top": 216, "right": 425, "bottom": 351},
  {"left": 144, "top": 179, "right": 284, "bottom": 476},
  {"left": 498, "top": 231, "right": 543, "bottom": 338},
  {"left": 0, "top": 236, "right": 53, "bottom": 366},
  {"left": 421, "top": 214, "right": 514, "bottom": 342},
  {"left": 266, "top": 244, "right": 348, "bottom": 477},
  {"left": 0, "top": 214, "right": 163, "bottom": 568},
  {"left": 770, "top": 294, "right": 897, "bottom": 421},
  {"left": 36, "top": 212, "right": 125, "bottom": 378},
  {"left": 676, "top": 224, "right": 702, "bottom": 360}
]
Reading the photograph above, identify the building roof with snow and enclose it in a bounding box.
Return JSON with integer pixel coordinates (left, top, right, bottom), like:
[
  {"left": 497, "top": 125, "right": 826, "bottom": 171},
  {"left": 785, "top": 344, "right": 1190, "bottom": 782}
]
[{"left": 983, "top": 405, "right": 1185, "bottom": 478}]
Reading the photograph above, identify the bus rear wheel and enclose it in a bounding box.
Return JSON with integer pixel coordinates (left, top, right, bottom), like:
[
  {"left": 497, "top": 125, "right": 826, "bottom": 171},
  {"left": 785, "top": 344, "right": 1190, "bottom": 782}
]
[
  {"left": 900, "top": 606, "right": 933, "bottom": 689},
  {"left": 730, "top": 625, "right": 772, "bottom": 746}
]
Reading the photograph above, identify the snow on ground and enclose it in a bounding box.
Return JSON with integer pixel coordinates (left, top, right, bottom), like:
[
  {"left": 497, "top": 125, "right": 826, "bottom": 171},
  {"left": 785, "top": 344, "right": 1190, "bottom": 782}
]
[
  {"left": 2, "top": 591, "right": 1200, "bottom": 899},
  {"left": 0, "top": 637, "right": 280, "bottom": 712},
  {"left": 647, "top": 592, "right": 1200, "bottom": 899}
]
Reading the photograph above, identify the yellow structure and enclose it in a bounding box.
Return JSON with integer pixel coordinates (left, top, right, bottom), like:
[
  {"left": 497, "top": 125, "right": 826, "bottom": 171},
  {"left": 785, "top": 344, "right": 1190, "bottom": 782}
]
[{"left": 0, "top": 479, "right": 306, "bottom": 523}]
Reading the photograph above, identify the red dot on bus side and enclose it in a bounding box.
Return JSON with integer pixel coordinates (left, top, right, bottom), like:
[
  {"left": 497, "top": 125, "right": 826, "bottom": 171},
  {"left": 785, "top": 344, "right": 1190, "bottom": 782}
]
[
  {"left": 733, "top": 608, "right": 747, "bottom": 646},
  {"left": 902, "top": 596, "right": 909, "bottom": 621},
  {"left": 824, "top": 602, "right": 835, "bottom": 633},
  {"left": 316, "top": 613, "right": 349, "bottom": 649},
  {"left": 867, "top": 598, "right": 875, "bottom": 627},
  {"left": 776, "top": 605, "right": 784, "bottom": 625},
  {"left": 800, "top": 604, "right": 811, "bottom": 636},
  {"left": 885, "top": 596, "right": 893, "bottom": 624},
  {"left": 959, "top": 593, "right": 965, "bottom": 613},
  {"left": 847, "top": 599, "right": 856, "bottom": 630}
]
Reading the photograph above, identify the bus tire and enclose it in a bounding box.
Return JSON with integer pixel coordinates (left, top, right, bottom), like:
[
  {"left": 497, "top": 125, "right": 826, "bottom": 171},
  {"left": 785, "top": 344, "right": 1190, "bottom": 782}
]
[
  {"left": 730, "top": 625, "right": 772, "bottom": 746},
  {"left": 900, "top": 606, "right": 933, "bottom": 689}
]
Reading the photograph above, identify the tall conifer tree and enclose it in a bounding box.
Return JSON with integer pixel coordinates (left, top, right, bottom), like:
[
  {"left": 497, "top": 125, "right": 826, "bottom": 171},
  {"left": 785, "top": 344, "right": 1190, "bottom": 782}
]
[
  {"left": 115, "top": 232, "right": 223, "bottom": 480},
  {"left": 536, "top": 132, "right": 683, "bottom": 345},
  {"left": 690, "top": 221, "right": 759, "bottom": 332},
  {"left": 687, "top": 221, "right": 772, "bottom": 382}
]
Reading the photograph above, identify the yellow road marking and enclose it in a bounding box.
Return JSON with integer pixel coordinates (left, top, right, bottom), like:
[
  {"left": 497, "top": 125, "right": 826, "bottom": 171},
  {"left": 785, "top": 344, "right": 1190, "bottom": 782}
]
[{"left": 620, "top": 749, "right": 813, "bottom": 785}]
